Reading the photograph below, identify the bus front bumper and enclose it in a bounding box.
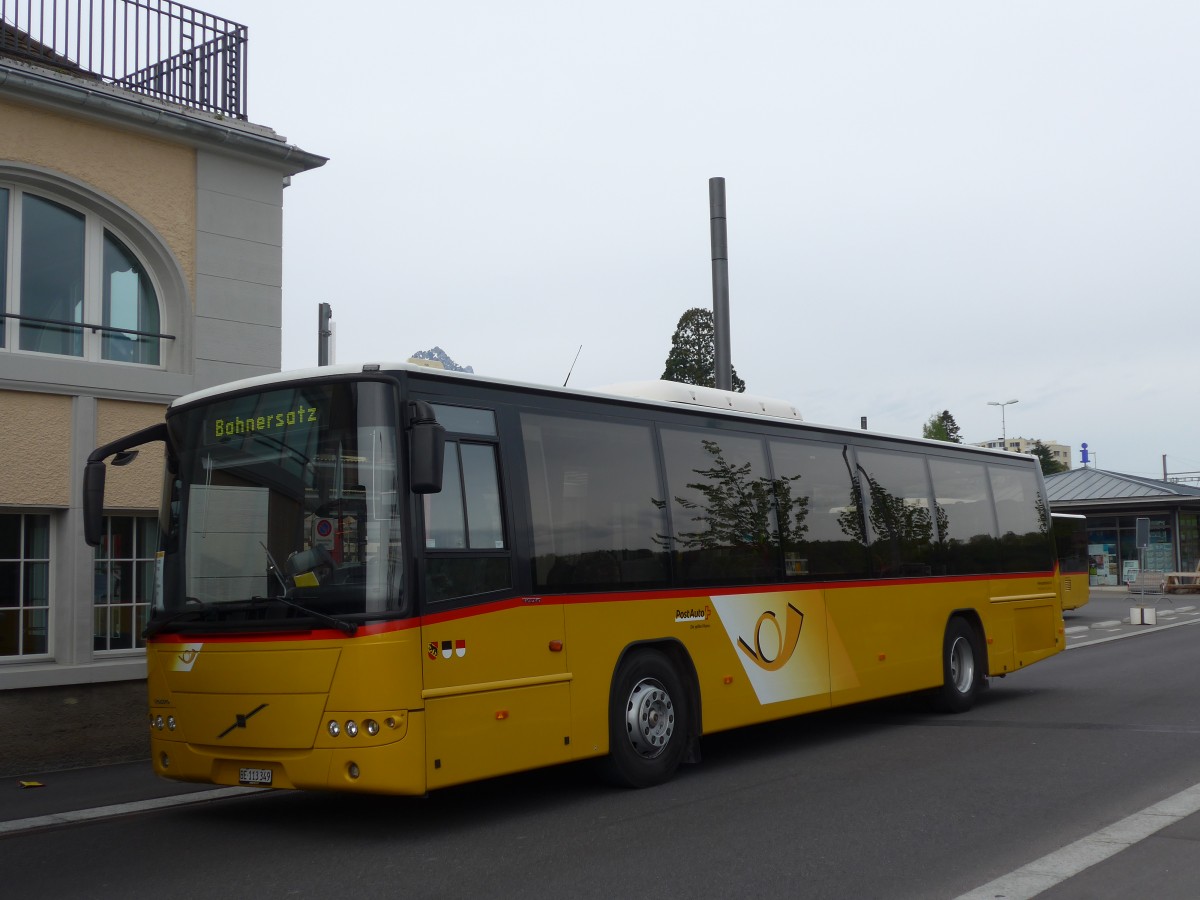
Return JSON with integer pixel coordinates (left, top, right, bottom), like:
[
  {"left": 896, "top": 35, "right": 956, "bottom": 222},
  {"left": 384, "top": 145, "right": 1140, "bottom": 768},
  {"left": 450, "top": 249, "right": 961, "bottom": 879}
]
[{"left": 149, "top": 710, "right": 428, "bottom": 796}]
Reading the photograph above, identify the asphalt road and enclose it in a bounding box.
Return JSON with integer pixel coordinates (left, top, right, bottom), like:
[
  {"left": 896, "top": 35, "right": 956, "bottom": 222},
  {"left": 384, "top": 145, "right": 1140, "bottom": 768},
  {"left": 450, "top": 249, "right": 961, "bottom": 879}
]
[{"left": 3, "top": 604, "right": 1200, "bottom": 899}]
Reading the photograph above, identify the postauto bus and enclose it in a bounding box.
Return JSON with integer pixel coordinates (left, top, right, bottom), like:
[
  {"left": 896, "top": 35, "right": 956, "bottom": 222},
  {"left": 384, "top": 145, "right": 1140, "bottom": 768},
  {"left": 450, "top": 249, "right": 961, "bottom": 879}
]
[{"left": 84, "top": 363, "right": 1067, "bottom": 794}]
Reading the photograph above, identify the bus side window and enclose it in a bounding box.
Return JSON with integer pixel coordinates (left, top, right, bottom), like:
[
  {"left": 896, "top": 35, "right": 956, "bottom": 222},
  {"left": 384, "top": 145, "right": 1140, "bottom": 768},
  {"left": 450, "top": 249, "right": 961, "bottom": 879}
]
[
  {"left": 928, "top": 457, "right": 1000, "bottom": 575},
  {"left": 521, "top": 412, "right": 669, "bottom": 593},
  {"left": 768, "top": 439, "right": 869, "bottom": 579},
  {"left": 423, "top": 439, "right": 510, "bottom": 604},
  {"left": 855, "top": 448, "right": 938, "bottom": 578},
  {"left": 659, "top": 427, "right": 778, "bottom": 586},
  {"left": 989, "top": 465, "right": 1052, "bottom": 573}
]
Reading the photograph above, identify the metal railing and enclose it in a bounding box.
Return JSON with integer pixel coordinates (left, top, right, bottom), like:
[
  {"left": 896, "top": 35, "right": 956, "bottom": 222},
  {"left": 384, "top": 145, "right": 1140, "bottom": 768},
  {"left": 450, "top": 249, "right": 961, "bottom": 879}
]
[
  {"left": 2, "top": 311, "right": 176, "bottom": 341},
  {"left": 0, "top": 0, "right": 246, "bottom": 119}
]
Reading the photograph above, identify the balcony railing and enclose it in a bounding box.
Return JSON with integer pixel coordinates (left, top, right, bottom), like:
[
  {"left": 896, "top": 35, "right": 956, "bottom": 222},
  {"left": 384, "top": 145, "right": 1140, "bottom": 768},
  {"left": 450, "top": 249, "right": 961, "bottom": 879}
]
[{"left": 0, "top": 0, "right": 246, "bottom": 119}]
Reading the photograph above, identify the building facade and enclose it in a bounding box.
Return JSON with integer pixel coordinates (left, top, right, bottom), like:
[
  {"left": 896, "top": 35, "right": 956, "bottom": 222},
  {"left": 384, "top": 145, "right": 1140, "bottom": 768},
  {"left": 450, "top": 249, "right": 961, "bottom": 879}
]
[
  {"left": 1045, "top": 467, "right": 1200, "bottom": 586},
  {"left": 1, "top": 1, "right": 324, "bottom": 720}
]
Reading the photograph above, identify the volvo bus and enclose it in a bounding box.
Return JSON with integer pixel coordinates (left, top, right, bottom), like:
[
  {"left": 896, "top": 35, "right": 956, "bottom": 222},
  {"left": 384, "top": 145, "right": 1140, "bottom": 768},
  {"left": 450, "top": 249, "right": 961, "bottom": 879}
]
[{"left": 84, "top": 363, "right": 1066, "bottom": 793}]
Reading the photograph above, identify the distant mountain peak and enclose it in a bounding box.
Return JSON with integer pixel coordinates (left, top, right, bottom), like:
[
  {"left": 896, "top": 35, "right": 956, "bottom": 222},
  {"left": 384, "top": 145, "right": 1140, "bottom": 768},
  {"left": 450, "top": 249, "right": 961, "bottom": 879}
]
[{"left": 409, "top": 346, "right": 474, "bottom": 373}]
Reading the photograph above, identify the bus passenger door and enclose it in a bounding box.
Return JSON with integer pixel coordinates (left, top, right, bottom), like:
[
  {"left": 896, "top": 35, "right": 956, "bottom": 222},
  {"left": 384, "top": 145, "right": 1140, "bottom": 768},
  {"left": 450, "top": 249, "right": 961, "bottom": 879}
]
[{"left": 417, "top": 413, "right": 572, "bottom": 789}]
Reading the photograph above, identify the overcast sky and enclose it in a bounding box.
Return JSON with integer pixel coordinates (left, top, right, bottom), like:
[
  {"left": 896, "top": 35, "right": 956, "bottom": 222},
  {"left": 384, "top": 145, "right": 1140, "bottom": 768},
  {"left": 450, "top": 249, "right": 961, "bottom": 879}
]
[{"left": 213, "top": 1, "right": 1197, "bottom": 479}]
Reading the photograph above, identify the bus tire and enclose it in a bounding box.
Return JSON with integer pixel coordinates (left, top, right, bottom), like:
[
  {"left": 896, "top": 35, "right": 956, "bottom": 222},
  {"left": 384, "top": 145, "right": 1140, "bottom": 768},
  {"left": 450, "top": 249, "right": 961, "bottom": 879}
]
[
  {"left": 932, "top": 618, "right": 981, "bottom": 714},
  {"left": 603, "top": 648, "right": 689, "bottom": 788}
]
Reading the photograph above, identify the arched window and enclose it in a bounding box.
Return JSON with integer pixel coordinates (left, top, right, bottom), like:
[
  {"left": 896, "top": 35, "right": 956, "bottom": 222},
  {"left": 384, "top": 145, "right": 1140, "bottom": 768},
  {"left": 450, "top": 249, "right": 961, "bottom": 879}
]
[
  {"left": 102, "top": 230, "right": 161, "bottom": 365},
  {"left": 1, "top": 183, "right": 165, "bottom": 366}
]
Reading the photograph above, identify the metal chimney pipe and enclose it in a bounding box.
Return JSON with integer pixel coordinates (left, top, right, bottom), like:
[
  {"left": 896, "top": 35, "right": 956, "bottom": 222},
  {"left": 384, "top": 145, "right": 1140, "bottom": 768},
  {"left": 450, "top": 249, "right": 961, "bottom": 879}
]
[
  {"left": 318, "top": 303, "right": 332, "bottom": 366},
  {"left": 709, "top": 177, "right": 732, "bottom": 391}
]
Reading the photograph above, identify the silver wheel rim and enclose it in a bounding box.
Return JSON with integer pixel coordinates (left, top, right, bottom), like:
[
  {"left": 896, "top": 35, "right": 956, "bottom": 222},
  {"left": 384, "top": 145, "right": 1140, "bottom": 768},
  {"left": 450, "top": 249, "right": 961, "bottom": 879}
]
[
  {"left": 949, "top": 635, "right": 975, "bottom": 693},
  {"left": 624, "top": 676, "right": 675, "bottom": 759}
]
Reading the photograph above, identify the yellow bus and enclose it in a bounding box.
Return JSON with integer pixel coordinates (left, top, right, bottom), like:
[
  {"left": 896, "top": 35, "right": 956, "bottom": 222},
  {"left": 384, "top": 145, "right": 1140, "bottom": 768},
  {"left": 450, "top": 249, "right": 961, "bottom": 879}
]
[
  {"left": 84, "top": 363, "right": 1066, "bottom": 793},
  {"left": 1051, "top": 512, "right": 1090, "bottom": 611}
]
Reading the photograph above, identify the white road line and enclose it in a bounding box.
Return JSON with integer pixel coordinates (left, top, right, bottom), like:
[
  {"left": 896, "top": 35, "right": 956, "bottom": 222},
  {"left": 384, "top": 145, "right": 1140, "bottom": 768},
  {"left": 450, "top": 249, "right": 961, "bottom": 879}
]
[
  {"left": 0, "top": 786, "right": 258, "bottom": 836},
  {"left": 956, "top": 781, "right": 1200, "bottom": 900},
  {"left": 1067, "top": 615, "right": 1200, "bottom": 649},
  {"left": 1091, "top": 620, "right": 1123, "bottom": 629}
]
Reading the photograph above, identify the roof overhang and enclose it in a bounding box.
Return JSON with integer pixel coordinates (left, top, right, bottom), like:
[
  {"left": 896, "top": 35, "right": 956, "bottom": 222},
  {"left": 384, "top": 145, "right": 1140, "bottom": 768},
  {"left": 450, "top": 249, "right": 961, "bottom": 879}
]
[{"left": 0, "top": 58, "right": 326, "bottom": 175}]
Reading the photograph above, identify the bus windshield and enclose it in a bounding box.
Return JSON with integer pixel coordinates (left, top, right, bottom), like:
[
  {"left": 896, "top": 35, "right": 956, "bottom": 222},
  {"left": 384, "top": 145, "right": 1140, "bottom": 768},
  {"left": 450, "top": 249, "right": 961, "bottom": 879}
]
[{"left": 155, "top": 379, "right": 405, "bottom": 628}]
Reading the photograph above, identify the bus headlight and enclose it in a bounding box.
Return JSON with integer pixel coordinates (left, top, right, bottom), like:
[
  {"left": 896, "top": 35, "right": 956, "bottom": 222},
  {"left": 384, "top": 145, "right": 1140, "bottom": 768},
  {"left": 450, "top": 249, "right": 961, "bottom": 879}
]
[
  {"left": 345, "top": 720, "right": 359, "bottom": 738},
  {"left": 327, "top": 720, "right": 340, "bottom": 737},
  {"left": 365, "top": 719, "right": 380, "bottom": 736}
]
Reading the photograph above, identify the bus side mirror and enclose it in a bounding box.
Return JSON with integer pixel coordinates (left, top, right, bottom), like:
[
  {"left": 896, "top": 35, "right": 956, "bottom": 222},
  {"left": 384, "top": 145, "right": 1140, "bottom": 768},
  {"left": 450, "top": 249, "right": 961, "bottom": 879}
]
[
  {"left": 82, "top": 422, "right": 169, "bottom": 547},
  {"left": 83, "top": 461, "right": 107, "bottom": 547},
  {"left": 409, "top": 401, "right": 445, "bottom": 494}
]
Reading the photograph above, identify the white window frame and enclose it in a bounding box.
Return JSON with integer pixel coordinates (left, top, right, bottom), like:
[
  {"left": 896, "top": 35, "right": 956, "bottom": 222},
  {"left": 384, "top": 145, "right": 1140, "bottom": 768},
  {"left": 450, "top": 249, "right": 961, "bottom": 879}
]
[{"left": 0, "top": 182, "right": 166, "bottom": 368}]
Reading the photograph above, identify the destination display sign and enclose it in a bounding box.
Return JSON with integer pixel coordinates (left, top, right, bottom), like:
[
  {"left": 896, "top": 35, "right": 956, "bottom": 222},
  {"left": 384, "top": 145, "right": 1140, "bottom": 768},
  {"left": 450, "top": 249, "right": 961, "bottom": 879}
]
[{"left": 203, "top": 396, "right": 321, "bottom": 445}]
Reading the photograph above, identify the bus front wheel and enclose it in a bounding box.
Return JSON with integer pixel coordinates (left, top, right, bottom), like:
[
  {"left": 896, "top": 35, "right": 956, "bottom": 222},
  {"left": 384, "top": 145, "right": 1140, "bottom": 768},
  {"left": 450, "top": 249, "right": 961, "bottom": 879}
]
[
  {"left": 933, "top": 618, "right": 982, "bottom": 713},
  {"left": 603, "top": 649, "right": 689, "bottom": 788}
]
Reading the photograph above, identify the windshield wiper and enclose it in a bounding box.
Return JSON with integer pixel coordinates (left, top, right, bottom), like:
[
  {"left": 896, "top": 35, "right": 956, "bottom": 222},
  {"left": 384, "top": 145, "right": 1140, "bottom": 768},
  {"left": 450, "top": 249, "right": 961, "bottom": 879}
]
[
  {"left": 144, "top": 598, "right": 211, "bottom": 639},
  {"left": 260, "top": 542, "right": 358, "bottom": 636},
  {"left": 146, "top": 595, "right": 358, "bottom": 638},
  {"left": 248, "top": 595, "right": 358, "bottom": 636}
]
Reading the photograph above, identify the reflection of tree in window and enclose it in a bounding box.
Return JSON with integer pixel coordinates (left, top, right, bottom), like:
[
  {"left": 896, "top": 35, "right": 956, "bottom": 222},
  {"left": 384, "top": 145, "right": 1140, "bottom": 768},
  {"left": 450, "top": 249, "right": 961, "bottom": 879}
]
[
  {"left": 672, "top": 440, "right": 778, "bottom": 551},
  {"left": 989, "top": 465, "right": 1052, "bottom": 573},
  {"left": 928, "top": 457, "right": 1000, "bottom": 575},
  {"left": 662, "top": 435, "right": 791, "bottom": 584},
  {"left": 769, "top": 441, "right": 869, "bottom": 579},
  {"left": 851, "top": 450, "right": 940, "bottom": 577}
]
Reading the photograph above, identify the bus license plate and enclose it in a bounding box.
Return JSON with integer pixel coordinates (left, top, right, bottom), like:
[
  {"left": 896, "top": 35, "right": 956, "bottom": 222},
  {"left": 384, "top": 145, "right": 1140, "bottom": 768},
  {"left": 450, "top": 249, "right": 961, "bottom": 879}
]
[{"left": 239, "top": 767, "right": 273, "bottom": 786}]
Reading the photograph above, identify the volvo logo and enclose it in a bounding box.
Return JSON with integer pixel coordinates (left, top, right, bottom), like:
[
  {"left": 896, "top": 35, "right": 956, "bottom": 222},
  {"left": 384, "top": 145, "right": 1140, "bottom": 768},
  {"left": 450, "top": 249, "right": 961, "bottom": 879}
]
[{"left": 217, "top": 703, "right": 268, "bottom": 739}]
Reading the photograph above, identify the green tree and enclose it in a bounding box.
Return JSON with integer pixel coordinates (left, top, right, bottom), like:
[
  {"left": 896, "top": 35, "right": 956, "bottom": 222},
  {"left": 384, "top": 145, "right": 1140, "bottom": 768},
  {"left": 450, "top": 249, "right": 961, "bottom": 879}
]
[
  {"left": 1030, "top": 440, "right": 1068, "bottom": 476},
  {"left": 922, "top": 410, "right": 962, "bottom": 443},
  {"left": 661, "top": 307, "right": 746, "bottom": 392}
]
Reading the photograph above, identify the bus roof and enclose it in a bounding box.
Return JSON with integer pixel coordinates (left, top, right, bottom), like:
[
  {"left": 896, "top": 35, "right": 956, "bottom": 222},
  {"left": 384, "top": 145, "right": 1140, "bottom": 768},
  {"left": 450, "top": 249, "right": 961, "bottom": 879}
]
[{"left": 170, "top": 361, "right": 1030, "bottom": 464}]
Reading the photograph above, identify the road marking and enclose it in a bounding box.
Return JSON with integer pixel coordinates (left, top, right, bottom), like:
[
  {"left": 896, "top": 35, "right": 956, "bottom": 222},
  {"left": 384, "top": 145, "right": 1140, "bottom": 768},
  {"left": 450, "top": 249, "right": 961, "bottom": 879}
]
[
  {"left": 0, "top": 786, "right": 259, "bottom": 837},
  {"left": 956, "top": 781, "right": 1200, "bottom": 899},
  {"left": 1066, "top": 614, "right": 1200, "bottom": 649},
  {"left": 1091, "top": 620, "right": 1123, "bottom": 629}
]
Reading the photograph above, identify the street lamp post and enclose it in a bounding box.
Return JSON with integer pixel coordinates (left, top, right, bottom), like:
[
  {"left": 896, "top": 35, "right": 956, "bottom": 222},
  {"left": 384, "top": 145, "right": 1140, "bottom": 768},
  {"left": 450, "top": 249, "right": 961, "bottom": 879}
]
[{"left": 987, "top": 399, "right": 1019, "bottom": 448}]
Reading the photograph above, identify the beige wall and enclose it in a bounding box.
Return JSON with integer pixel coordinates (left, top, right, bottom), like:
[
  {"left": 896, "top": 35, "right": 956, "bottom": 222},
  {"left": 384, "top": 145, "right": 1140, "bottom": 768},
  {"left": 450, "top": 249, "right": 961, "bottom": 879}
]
[
  {"left": 97, "top": 399, "right": 167, "bottom": 510},
  {"left": 0, "top": 389, "right": 72, "bottom": 506},
  {"left": 0, "top": 96, "right": 196, "bottom": 295}
]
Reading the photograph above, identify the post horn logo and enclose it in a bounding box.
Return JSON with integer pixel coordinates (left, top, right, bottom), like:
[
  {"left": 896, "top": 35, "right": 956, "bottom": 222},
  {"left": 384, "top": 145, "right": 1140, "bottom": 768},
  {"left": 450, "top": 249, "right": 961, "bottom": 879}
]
[{"left": 736, "top": 602, "right": 804, "bottom": 672}]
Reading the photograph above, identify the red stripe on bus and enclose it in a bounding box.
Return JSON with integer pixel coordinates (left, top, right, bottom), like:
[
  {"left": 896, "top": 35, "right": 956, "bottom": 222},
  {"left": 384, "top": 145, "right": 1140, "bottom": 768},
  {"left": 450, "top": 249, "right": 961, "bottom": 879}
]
[{"left": 148, "top": 569, "right": 1055, "bottom": 643}]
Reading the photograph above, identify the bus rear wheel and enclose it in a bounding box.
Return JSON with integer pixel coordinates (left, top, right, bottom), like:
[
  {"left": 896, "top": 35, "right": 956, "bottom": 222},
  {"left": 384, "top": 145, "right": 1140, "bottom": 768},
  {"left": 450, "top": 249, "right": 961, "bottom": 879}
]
[
  {"left": 932, "top": 618, "right": 982, "bottom": 713},
  {"left": 603, "top": 648, "right": 689, "bottom": 788}
]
